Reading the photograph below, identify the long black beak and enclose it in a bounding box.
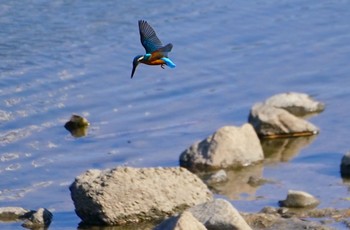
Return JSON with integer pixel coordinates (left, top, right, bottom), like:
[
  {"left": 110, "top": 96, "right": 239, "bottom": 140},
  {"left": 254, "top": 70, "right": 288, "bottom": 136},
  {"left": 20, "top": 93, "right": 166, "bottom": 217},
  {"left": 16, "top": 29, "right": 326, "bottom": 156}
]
[{"left": 131, "top": 62, "right": 138, "bottom": 79}]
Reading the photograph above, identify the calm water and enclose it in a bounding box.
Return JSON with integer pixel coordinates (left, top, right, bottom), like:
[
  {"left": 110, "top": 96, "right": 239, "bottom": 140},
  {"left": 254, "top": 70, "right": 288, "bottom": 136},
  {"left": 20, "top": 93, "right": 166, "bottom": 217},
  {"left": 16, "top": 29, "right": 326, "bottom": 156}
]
[{"left": 1, "top": 0, "right": 350, "bottom": 229}]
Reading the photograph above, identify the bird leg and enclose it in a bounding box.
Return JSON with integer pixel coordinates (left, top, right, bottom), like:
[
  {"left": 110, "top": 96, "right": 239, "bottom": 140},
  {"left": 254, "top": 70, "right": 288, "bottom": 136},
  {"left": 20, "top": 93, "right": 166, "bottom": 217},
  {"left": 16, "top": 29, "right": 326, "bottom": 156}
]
[{"left": 161, "top": 64, "right": 165, "bottom": 69}]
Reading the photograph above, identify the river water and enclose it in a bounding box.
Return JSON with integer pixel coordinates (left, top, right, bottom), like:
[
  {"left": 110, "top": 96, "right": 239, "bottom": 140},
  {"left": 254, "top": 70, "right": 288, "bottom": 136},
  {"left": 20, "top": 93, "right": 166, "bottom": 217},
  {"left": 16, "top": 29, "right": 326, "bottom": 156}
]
[{"left": 1, "top": 1, "right": 350, "bottom": 229}]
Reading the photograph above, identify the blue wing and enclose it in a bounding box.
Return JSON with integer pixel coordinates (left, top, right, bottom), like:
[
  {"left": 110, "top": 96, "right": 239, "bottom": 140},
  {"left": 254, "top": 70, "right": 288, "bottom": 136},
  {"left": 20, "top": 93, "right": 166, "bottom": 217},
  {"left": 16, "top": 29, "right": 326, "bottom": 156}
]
[{"left": 139, "top": 20, "right": 163, "bottom": 53}]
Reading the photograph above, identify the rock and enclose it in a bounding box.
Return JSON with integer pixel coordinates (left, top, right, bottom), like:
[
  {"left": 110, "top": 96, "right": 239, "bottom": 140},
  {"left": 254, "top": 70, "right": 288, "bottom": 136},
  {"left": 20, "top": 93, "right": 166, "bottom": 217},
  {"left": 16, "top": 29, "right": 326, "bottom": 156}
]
[
  {"left": 21, "top": 208, "right": 52, "bottom": 229},
  {"left": 154, "top": 211, "right": 207, "bottom": 230},
  {"left": 0, "top": 207, "right": 30, "bottom": 221},
  {"left": 279, "top": 190, "right": 320, "bottom": 208},
  {"left": 70, "top": 167, "right": 213, "bottom": 225},
  {"left": 248, "top": 103, "right": 319, "bottom": 138},
  {"left": 64, "top": 114, "right": 89, "bottom": 137},
  {"left": 264, "top": 92, "right": 325, "bottom": 116},
  {"left": 180, "top": 124, "right": 264, "bottom": 169},
  {"left": 189, "top": 198, "right": 252, "bottom": 230},
  {"left": 206, "top": 170, "right": 228, "bottom": 184},
  {"left": 340, "top": 152, "right": 350, "bottom": 177},
  {"left": 242, "top": 212, "right": 333, "bottom": 230}
]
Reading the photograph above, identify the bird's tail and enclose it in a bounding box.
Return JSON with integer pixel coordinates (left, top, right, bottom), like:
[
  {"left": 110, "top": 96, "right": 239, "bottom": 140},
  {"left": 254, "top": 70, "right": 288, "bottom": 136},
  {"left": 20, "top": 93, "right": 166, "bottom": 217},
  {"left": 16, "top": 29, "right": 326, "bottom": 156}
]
[{"left": 161, "top": 57, "right": 176, "bottom": 68}]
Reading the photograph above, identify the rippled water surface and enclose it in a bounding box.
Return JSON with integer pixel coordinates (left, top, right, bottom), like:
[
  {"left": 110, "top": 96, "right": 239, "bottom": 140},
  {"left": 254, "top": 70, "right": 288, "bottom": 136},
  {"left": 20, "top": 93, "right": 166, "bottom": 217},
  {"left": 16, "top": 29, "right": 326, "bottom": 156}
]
[{"left": 1, "top": 0, "right": 350, "bottom": 229}]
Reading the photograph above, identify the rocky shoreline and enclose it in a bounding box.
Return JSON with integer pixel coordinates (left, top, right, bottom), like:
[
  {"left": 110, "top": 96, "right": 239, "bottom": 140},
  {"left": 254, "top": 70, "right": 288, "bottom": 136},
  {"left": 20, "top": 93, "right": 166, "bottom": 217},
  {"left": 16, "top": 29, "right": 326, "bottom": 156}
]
[{"left": 2, "top": 92, "right": 350, "bottom": 229}]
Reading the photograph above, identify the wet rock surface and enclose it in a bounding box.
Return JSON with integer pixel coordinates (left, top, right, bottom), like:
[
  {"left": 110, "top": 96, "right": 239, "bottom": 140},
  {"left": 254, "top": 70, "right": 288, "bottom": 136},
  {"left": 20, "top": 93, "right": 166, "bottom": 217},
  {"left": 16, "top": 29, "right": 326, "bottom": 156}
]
[
  {"left": 0, "top": 207, "right": 30, "bottom": 221},
  {"left": 70, "top": 167, "right": 213, "bottom": 226},
  {"left": 64, "top": 114, "right": 90, "bottom": 137},
  {"left": 340, "top": 151, "right": 350, "bottom": 177},
  {"left": 248, "top": 92, "right": 323, "bottom": 138},
  {"left": 154, "top": 211, "right": 206, "bottom": 230},
  {"left": 264, "top": 92, "right": 325, "bottom": 116},
  {"left": 0, "top": 207, "right": 52, "bottom": 229},
  {"left": 249, "top": 103, "right": 319, "bottom": 138},
  {"left": 180, "top": 124, "right": 264, "bottom": 169},
  {"left": 22, "top": 208, "right": 53, "bottom": 229},
  {"left": 279, "top": 190, "right": 320, "bottom": 208},
  {"left": 188, "top": 198, "right": 252, "bottom": 230}
]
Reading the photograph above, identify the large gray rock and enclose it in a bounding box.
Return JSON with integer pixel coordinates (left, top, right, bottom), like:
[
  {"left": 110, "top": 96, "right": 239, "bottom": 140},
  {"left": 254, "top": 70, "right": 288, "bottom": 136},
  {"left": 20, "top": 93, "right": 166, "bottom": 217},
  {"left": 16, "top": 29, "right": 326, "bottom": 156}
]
[
  {"left": 154, "top": 211, "right": 207, "bottom": 230},
  {"left": 180, "top": 124, "right": 264, "bottom": 169},
  {"left": 265, "top": 92, "right": 325, "bottom": 116},
  {"left": 70, "top": 167, "right": 213, "bottom": 225},
  {"left": 189, "top": 199, "right": 252, "bottom": 230},
  {"left": 249, "top": 103, "right": 319, "bottom": 138}
]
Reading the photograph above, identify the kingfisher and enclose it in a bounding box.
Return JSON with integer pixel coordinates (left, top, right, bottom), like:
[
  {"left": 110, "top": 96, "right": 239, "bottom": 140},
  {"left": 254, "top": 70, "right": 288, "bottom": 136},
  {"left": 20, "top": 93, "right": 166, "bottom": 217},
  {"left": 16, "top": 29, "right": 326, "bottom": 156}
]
[{"left": 131, "top": 20, "right": 176, "bottom": 78}]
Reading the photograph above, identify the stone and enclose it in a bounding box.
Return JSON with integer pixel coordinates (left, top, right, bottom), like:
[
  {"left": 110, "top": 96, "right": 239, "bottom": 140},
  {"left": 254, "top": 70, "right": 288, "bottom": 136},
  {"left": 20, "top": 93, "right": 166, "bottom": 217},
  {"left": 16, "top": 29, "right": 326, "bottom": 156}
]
[
  {"left": 180, "top": 124, "right": 264, "bottom": 169},
  {"left": 340, "top": 152, "right": 350, "bottom": 177},
  {"left": 154, "top": 211, "right": 207, "bottom": 230},
  {"left": 0, "top": 207, "right": 30, "bottom": 221},
  {"left": 243, "top": 212, "right": 333, "bottom": 230},
  {"left": 21, "top": 208, "right": 52, "bottom": 228},
  {"left": 206, "top": 169, "right": 228, "bottom": 184},
  {"left": 70, "top": 167, "right": 212, "bottom": 225},
  {"left": 264, "top": 92, "right": 325, "bottom": 116},
  {"left": 279, "top": 190, "right": 320, "bottom": 208},
  {"left": 64, "top": 114, "right": 89, "bottom": 137},
  {"left": 189, "top": 198, "right": 252, "bottom": 230},
  {"left": 248, "top": 103, "right": 319, "bottom": 138}
]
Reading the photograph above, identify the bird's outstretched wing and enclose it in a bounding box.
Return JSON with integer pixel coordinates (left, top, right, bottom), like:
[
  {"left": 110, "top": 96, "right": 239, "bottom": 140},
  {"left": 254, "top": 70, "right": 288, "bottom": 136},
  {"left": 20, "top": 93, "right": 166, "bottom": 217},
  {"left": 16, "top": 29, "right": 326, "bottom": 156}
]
[{"left": 139, "top": 20, "right": 163, "bottom": 53}]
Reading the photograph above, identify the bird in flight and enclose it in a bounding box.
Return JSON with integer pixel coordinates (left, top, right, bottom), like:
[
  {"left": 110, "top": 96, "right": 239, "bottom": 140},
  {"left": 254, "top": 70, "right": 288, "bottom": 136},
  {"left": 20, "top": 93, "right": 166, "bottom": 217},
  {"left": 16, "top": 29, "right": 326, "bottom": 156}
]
[{"left": 131, "top": 20, "right": 176, "bottom": 79}]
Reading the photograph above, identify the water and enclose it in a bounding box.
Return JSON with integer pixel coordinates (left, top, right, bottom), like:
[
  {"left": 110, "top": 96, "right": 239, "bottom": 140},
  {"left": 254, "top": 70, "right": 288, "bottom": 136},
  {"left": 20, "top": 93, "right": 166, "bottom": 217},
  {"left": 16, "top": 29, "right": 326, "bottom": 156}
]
[{"left": 0, "top": 0, "right": 350, "bottom": 229}]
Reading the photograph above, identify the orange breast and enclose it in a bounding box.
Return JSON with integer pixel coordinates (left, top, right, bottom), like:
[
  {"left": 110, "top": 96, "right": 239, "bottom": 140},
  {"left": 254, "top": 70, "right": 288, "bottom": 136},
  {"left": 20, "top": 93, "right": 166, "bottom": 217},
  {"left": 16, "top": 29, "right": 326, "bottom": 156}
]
[{"left": 148, "top": 59, "right": 166, "bottom": 65}]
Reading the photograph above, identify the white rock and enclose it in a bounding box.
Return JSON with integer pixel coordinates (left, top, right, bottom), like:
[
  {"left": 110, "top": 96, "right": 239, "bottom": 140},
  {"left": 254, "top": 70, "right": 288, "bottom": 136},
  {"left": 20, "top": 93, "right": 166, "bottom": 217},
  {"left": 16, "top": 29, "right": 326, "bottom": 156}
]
[
  {"left": 70, "top": 167, "right": 212, "bottom": 225},
  {"left": 180, "top": 124, "right": 264, "bottom": 168},
  {"left": 189, "top": 199, "right": 252, "bottom": 230},
  {"left": 279, "top": 190, "right": 320, "bottom": 208},
  {"left": 154, "top": 211, "right": 207, "bottom": 230},
  {"left": 21, "top": 208, "right": 52, "bottom": 228},
  {"left": 265, "top": 92, "right": 325, "bottom": 116},
  {"left": 249, "top": 103, "right": 319, "bottom": 137},
  {"left": 0, "top": 207, "right": 30, "bottom": 221}
]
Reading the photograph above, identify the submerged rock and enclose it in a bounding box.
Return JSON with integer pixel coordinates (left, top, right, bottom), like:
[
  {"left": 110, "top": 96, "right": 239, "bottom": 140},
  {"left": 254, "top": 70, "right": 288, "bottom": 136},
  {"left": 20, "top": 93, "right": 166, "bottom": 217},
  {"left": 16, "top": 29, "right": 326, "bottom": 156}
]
[
  {"left": 243, "top": 212, "right": 332, "bottom": 230},
  {"left": 279, "top": 190, "right": 320, "bottom": 208},
  {"left": 64, "top": 114, "right": 89, "bottom": 137},
  {"left": 180, "top": 124, "right": 264, "bottom": 169},
  {"left": 70, "top": 167, "right": 212, "bottom": 226},
  {"left": 205, "top": 169, "right": 228, "bottom": 184},
  {"left": 340, "top": 152, "right": 350, "bottom": 177},
  {"left": 189, "top": 198, "right": 252, "bottom": 230},
  {"left": 249, "top": 103, "right": 319, "bottom": 138},
  {"left": 154, "top": 211, "right": 206, "bottom": 230}
]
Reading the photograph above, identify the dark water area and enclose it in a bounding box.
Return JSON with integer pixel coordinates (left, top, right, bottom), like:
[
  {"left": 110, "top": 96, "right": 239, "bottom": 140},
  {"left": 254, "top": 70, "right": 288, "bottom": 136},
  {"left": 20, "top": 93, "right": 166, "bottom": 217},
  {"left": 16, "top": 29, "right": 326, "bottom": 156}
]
[{"left": 1, "top": 0, "right": 350, "bottom": 229}]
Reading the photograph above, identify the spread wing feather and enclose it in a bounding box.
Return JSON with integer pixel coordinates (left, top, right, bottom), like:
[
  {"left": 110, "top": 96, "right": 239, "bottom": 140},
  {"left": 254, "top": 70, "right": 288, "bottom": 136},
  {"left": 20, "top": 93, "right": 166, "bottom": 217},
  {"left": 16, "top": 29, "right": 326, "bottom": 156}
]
[{"left": 139, "top": 20, "right": 163, "bottom": 53}]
